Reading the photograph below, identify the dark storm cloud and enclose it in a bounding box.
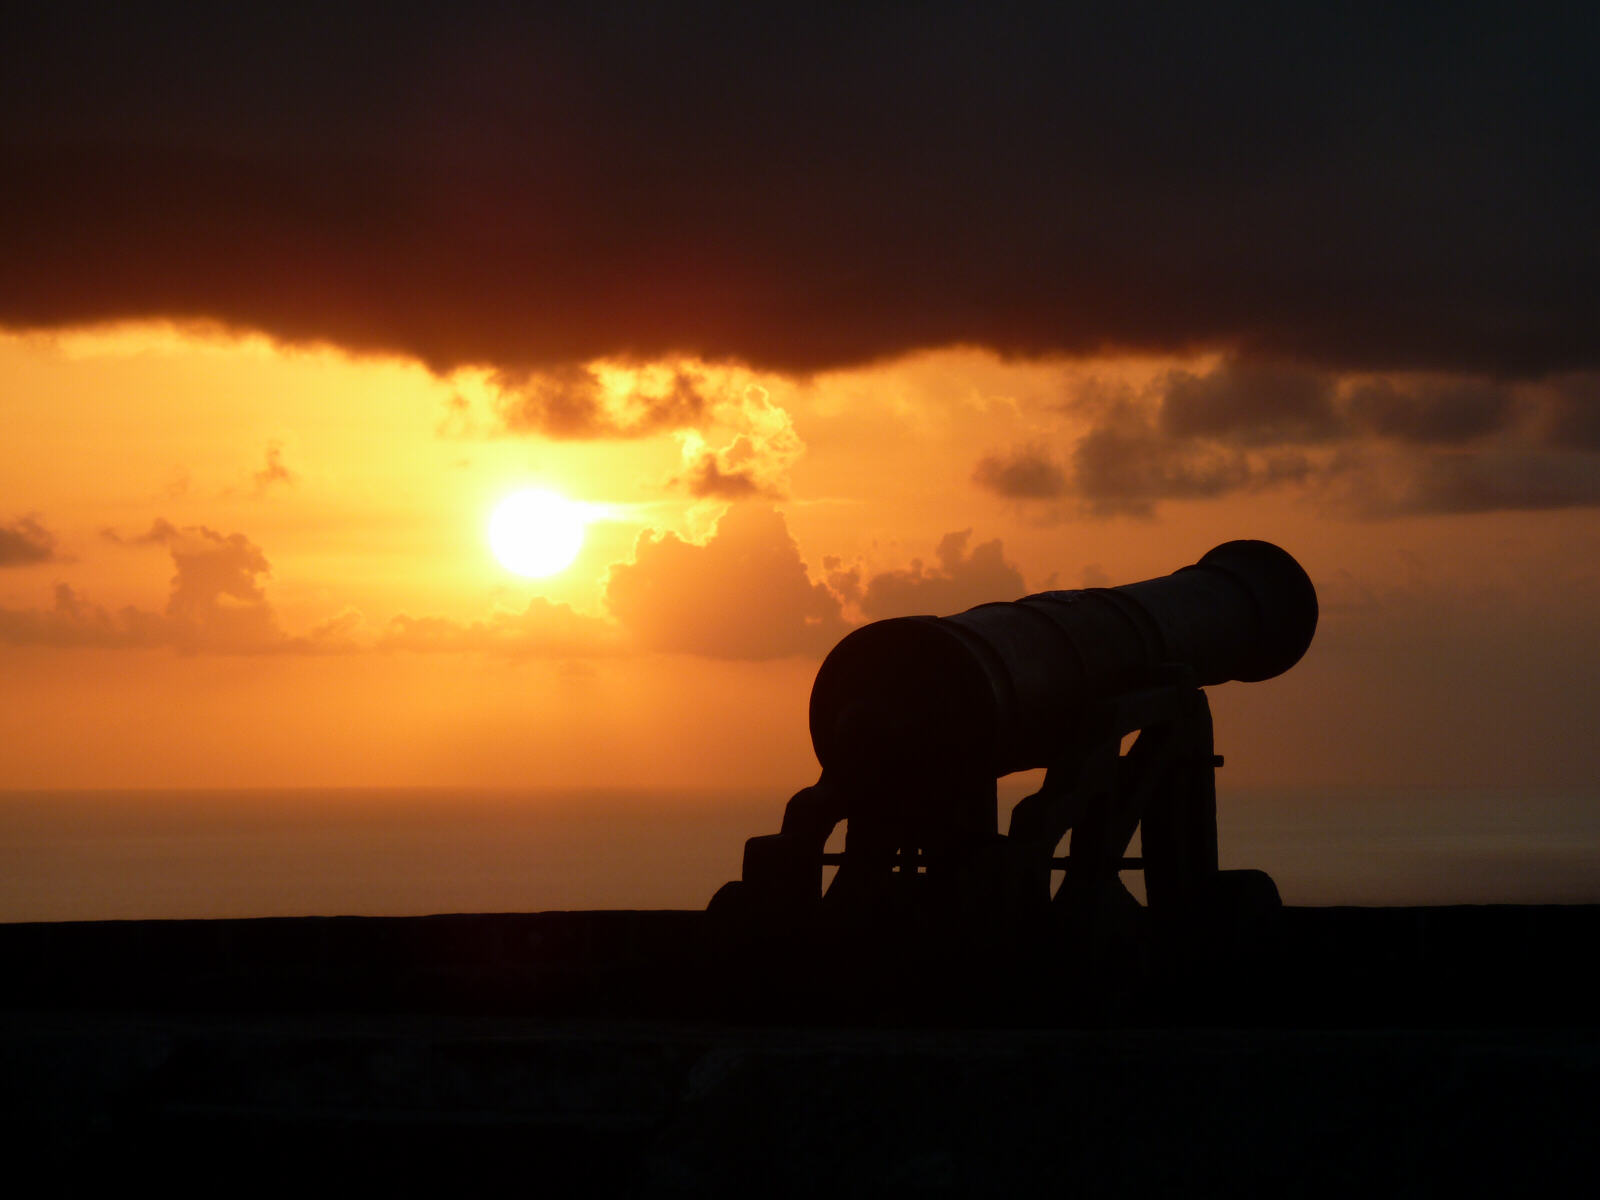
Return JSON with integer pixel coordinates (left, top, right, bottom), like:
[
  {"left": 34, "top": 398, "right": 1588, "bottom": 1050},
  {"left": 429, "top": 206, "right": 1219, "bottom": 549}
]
[
  {"left": 0, "top": 516, "right": 57, "bottom": 566},
  {"left": 3, "top": 4, "right": 1596, "bottom": 377}
]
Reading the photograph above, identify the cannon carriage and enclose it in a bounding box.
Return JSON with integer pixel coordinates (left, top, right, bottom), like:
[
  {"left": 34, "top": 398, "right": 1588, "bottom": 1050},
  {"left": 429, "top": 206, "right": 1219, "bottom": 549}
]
[{"left": 712, "top": 540, "right": 1318, "bottom": 964}]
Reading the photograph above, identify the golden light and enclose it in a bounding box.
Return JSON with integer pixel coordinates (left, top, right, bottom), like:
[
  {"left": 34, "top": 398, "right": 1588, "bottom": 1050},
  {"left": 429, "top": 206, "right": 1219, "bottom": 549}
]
[{"left": 488, "top": 489, "right": 588, "bottom": 578}]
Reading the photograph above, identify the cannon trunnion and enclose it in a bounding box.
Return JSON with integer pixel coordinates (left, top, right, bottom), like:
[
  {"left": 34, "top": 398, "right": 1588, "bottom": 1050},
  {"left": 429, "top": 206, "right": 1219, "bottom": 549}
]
[{"left": 712, "top": 540, "right": 1318, "bottom": 964}]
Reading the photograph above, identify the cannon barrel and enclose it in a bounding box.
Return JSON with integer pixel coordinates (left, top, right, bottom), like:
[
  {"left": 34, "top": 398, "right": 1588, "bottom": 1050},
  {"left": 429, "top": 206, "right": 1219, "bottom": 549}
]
[{"left": 809, "top": 540, "right": 1316, "bottom": 781}]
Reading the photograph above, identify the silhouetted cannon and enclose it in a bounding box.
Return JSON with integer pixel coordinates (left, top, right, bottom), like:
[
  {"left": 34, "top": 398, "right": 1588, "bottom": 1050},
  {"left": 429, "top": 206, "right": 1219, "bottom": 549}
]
[{"left": 712, "top": 540, "right": 1317, "bottom": 961}]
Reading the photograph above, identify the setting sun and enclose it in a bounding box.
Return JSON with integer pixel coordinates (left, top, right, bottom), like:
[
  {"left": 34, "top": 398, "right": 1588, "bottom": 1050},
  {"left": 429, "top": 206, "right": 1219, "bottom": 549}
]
[{"left": 488, "top": 489, "right": 588, "bottom": 578}]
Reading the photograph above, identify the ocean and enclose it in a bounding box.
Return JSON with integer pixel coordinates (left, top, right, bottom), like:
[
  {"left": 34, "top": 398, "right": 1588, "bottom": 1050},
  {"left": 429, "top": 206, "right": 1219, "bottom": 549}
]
[{"left": 2, "top": 783, "right": 1597, "bottom": 922}]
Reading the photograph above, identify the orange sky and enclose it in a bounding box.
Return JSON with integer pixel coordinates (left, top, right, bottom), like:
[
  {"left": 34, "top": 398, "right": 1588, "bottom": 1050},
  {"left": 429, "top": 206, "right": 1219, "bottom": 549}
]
[
  {"left": 2, "top": 7, "right": 1597, "bottom": 916},
  {"left": 3, "top": 325, "right": 1597, "bottom": 799}
]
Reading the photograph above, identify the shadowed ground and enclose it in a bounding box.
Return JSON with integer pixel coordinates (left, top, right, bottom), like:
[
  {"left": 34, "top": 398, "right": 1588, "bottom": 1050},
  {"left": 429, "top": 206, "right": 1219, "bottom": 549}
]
[{"left": 3, "top": 907, "right": 1596, "bottom": 1195}]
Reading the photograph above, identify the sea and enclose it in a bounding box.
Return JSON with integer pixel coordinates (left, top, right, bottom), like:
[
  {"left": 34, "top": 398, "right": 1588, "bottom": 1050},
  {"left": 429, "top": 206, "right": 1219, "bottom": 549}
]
[{"left": 2, "top": 783, "right": 1597, "bottom": 922}]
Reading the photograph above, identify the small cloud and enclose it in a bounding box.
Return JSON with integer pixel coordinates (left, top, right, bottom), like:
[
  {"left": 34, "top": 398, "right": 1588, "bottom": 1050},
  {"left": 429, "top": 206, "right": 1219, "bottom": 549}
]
[
  {"left": 1544, "top": 373, "right": 1600, "bottom": 451},
  {"left": 971, "top": 445, "right": 1067, "bottom": 499},
  {"left": 605, "top": 504, "right": 845, "bottom": 659},
  {"left": 1366, "top": 449, "right": 1600, "bottom": 516},
  {"left": 0, "top": 516, "right": 58, "bottom": 567},
  {"left": 679, "top": 450, "right": 769, "bottom": 498},
  {"left": 1344, "top": 378, "right": 1517, "bottom": 444},
  {"left": 494, "top": 364, "right": 707, "bottom": 438},
  {"left": 1071, "top": 412, "right": 1258, "bottom": 518},
  {"left": 859, "top": 530, "right": 1027, "bottom": 618},
  {"left": 436, "top": 391, "right": 477, "bottom": 438},
  {"left": 380, "top": 598, "right": 617, "bottom": 658},
  {"left": 822, "top": 555, "right": 863, "bottom": 606},
  {"left": 75, "top": 519, "right": 289, "bottom": 652},
  {"left": 144, "top": 521, "right": 286, "bottom": 651},
  {"left": 102, "top": 517, "right": 179, "bottom": 547},
  {"left": 670, "top": 382, "right": 803, "bottom": 499},
  {"left": 0, "top": 583, "right": 156, "bottom": 649},
  {"left": 253, "top": 442, "right": 295, "bottom": 492},
  {"left": 306, "top": 607, "right": 366, "bottom": 649},
  {"left": 1160, "top": 361, "right": 1341, "bottom": 445}
]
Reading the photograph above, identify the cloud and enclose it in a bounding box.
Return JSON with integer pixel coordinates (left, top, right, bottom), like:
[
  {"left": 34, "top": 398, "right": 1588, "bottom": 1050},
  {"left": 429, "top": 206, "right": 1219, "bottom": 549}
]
[
  {"left": 983, "top": 362, "right": 1600, "bottom": 517},
  {"left": 859, "top": 530, "right": 1026, "bottom": 619},
  {"left": 678, "top": 451, "right": 767, "bottom": 499},
  {"left": 1071, "top": 421, "right": 1258, "bottom": 518},
  {"left": 671, "top": 383, "right": 803, "bottom": 499},
  {"left": 0, "top": 583, "right": 158, "bottom": 649},
  {"left": 1159, "top": 362, "right": 1341, "bottom": 445},
  {"left": 971, "top": 446, "right": 1068, "bottom": 499},
  {"left": 494, "top": 365, "right": 707, "bottom": 438},
  {"left": 822, "top": 556, "right": 862, "bottom": 607},
  {"left": 156, "top": 524, "right": 285, "bottom": 650},
  {"left": 1048, "top": 390, "right": 1310, "bottom": 517},
  {"left": 3, "top": 510, "right": 860, "bottom": 661},
  {"left": 5, "top": 509, "right": 854, "bottom": 661},
  {"left": 114, "top": 520, "right": 289, "bottom": 651},
  {"left": 380, "top": 598, "right": 617, "bottom": 658},
  {"left": 1343, "top": 378, "right": 1518, "bottom": 444},
  {"left": 2, "top": 6, "right": 1595, "bottom": 377},
  {"left": 0, "top": 516, "right": 57, "bottom": 567},
  {"left": 1546, "top": 374, "right": 1600, "bottom": 451},
  {"left": 3, "top": 520, "right": 316, "bottom": 653},
  {"left": 1353, "top": 450, "right": 1600, "bottom": 516},
  {"left": 604, "top": 505, "right": 845, "bottom": 659},
  {"left": 253, "top": 442, "right": 294, "bottom": 491}
]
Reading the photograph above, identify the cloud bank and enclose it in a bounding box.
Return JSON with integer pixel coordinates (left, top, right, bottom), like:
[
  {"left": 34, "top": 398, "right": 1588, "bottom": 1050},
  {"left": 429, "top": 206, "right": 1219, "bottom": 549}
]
[
  {"left": 3, "top": 503, "right": 1040, "bottom": 661},
  {"left": 380, "top": 599, "right": 617, "bottom": 658},
  {"left": 3, "top": 5, "right": 1594, "bottom": 378},
  {"left": 975, "top": 365, "right": 1600, "bottom": 517},
  {"left": 4, "top": 521, "right": 294, "bottom": 651}
]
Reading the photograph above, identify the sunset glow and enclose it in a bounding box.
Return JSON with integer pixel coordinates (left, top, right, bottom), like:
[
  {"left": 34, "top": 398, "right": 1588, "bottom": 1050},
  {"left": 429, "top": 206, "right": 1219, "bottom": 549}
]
[{"left": 2, "top": 7, "right": 1597, "bottom": 917}]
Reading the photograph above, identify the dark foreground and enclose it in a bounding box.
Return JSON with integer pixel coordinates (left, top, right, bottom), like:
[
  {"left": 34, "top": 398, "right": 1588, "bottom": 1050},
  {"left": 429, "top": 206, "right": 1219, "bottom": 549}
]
[{"left": 3, "top": 906, "right": 1597, "bottom": 1195}]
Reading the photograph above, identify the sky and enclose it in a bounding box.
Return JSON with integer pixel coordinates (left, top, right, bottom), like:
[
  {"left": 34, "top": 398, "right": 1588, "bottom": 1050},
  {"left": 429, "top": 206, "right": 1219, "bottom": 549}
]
[{"left": 2, "top": 6, "right": 1598, "bottom": 885}]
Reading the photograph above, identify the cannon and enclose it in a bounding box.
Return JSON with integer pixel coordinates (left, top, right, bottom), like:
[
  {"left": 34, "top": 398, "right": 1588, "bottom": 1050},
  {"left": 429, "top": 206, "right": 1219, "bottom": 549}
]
[{"left": 711, "top": 540, "right": 1317, "bottom": 961}]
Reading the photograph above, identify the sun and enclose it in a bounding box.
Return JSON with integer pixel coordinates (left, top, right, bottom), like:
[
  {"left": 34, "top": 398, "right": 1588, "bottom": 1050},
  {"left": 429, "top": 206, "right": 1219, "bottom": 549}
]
[{"left": 488, "top": 489, "right": 588, "bottom": 578}]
